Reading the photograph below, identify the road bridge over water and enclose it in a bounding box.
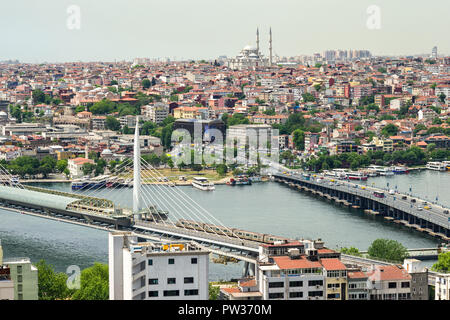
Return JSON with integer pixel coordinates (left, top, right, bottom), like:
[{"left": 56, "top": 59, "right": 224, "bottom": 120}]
[{"left": 273, "top": 172, "right": 450, "bottom": 242}]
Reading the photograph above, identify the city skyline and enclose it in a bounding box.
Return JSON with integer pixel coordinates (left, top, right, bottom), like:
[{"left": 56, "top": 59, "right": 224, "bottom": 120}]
[{"left": 1, "top": 0, "right": 449, "bottom": 63}]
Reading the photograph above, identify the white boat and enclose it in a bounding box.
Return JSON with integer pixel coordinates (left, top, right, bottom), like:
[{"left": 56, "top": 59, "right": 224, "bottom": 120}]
[
  {"left": 377, "top": 167, "right": 394, "bottom": 176},
  {"left": 192, "top": 177, "right": 215, "bottom": 191},
  {"left": 332, "top": 168, "right": 348, "bottom": 179},
  {"left": 10, "top": 175, "right": 20, "bottom": 185},
  {"left": 426, "top": 162, "right": 447, "bottom": 171}
]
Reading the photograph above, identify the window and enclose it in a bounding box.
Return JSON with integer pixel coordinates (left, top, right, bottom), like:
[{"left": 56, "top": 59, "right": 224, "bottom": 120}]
[
  {"left": 388, "top": 282, "right": 397, "bottom": 289},
  {"left": 17, "top": 275, "right": 23, "bottom": 283},
  {"left": 167, "top": 278, "right": 176, "bottom": 285},
  {"left": 289, "top": 292, "right": 303, "bottom": 298},
  {"left": 148, "top": 278, "right": 158, "bottom": 285},
  {"left": 327, "top": 283, "right": 340, "bottom": 289},
  {"left": 401, "top": 282, "right": 410, "bottom": 288},
  {"left": 184, "top": 277, "right": 194, "bottom": 284},
  {"left": 268, "top": 281, "right": 284, "bottom": 288},
  {"left": 184, "top": 289, "right": 199, "bottom": 296},
  {"left": 18, "top": 293, "right": 23, "bottom": 300},
  {"left": 191, "top": 258, "right": 197, "bottom": 264},
  {"left": 289, "top": 281, "right": 303, "bottom": 287},
  {"left": 18, "top": 284, "right": 22, "bottom": 292},
  {"left": 148, "top": 259, "right": 153, "bottom": 266},
  {"left": 163, "top": 290, "right": 179, "bottom": 297},
  {"left": 268, "top": 292, "right": 284, "bottom": 299},
  {"left": 17, "top": 266, "right": 22, "bottom": 274},
  {"left": 148, "top": 291, "right": 158, "bottom": 297},
  {"left": 308, "top": 291, "right": 323, "bottom": 297},
  {"left": 308, "top": 280, "right": 323, "bottom": 287},
  {"left": 168, "top": 258, "right": 175, "bottom": 265}
]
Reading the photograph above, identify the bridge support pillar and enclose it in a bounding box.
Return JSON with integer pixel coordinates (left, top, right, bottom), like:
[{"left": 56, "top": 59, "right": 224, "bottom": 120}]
[{"left": 243, "top": 262, "right": 249, "bottom": 277}]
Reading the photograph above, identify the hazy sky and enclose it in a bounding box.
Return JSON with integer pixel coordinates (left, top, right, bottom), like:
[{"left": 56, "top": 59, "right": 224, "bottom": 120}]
[{"left": 1, "top": 0, "right": 449, "bottom": 62}]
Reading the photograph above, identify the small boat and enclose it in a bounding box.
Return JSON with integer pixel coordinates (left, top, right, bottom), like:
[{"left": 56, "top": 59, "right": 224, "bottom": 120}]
[
  {"left": 392, "top": 166, "right": 408, "bottom": 174},
  {"left": 192, "top": 177, "right": 215, "bottom": 191},
  {"left": 227, "top": 176, "right": 252, "bottom": 186},
  {"left": 10, "top": 175, "right": 20, "bottom": 185}
]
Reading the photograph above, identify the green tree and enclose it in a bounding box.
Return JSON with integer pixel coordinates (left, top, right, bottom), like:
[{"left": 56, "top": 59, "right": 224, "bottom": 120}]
[
  {"left": 142, "top": 79, "right": 151, "bottom": 89},
  {"left": 431, "top": 252, "right": 450, "bottom": 273},
  {"left": 209, "top": 283, "right": 220, "bottom": 300},
  {"left": 368, "top": 239, "right": 409, "bottom": 262},
  {"left": 105, "top": 116, "right": 121, "bottom": 131},
  {"left": 381, "top": 124, "right": 399, "bottom": 137},
  {"left": 216, "top": 164, "right": 228, "bottom": 176},
  {"left": 36, "top": 260, "right": 73, "bottom": 300},
  {"left": 340, "top": 247, "right": 362, "bottom": 257},
  {"left": 32, "top": 89, "right": 46, "bottom": 105},
  {"left": 292, "top": 129, "right": 305, "bottom": 151},
  {"left": 167, "top": 157, "right": 174, "bottom": 170},
  {"left": 82, "top": 163, "right": 96, "bottom": 176},
  {"left": 72, "top": 263, "right": 109, "bottom": 300}
]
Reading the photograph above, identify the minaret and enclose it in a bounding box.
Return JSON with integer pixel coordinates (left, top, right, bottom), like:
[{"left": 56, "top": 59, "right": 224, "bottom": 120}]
[
  {"left": 133, "top": 116, "right": 141, "bottom": 220},
  {"left": 256, "top": 28, "right": 260, "bottom": 54},
  {"left": 269, "top": 27, "right": 273, "bottom": 67}
]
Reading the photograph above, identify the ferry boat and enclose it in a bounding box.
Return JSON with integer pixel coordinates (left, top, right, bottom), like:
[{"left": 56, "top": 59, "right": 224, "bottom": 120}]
[
  {"left": 426, "top": 161, "right": 447, "bottom": 171},
  {"left": 71, "top": 180, "right": 88, "bottom": 190},
  {"left": 347, "top": 171, "right": 368, "bottom": 181},
  {"left": 192, "top": 177, "right": 215, "bottom": 191},
  {"left": 377, "top": 167, "right": 394, "bottom": 176},
  {"left": 392, "top": 166, "right": 408, "bottom": 174}
]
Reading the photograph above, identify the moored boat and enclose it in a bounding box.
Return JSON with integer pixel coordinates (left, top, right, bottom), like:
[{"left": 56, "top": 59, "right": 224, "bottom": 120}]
[{"left": 192, "top": 177, "right": 215, "bottom": 191}]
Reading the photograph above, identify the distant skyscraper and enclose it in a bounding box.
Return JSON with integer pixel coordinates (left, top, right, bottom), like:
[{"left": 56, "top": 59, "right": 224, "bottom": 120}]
[{"left": 432, "top": 46, "right": 438, "bottom": 59}]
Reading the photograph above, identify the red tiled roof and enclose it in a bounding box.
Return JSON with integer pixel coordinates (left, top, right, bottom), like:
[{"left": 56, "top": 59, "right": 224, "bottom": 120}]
[
  {"left": 320, "top": 258, "right": 347, "bottom": 271},
  {"left": 273, "top": 256, "right": 322, "bottom": 270}
]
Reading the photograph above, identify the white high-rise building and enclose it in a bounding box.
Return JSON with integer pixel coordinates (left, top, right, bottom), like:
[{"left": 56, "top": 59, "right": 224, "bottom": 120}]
[
  {"left": 109, "top": 232, "right": 210, "bottom": 300},
  {"left": 432, "top": 46, "right": 438, "bottom": 59}
]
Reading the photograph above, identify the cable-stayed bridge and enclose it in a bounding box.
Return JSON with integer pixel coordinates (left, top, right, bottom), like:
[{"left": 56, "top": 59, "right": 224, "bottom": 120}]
[{"left": 0, "top": 119, "right": 292, "bottom": 275}]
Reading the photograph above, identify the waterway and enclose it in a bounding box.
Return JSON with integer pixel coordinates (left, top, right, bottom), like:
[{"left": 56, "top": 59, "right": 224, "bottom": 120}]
[{"left": 0, "top": 170, "right": 448, "bottom": 280}]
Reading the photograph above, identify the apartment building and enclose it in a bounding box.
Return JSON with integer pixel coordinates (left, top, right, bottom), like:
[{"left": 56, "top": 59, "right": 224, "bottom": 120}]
[
  {"left": 109, "top": 232, "right": 209, "bottom": 300},
  {"left": 366, "top": 265, "right": 412, "bottom": 300},
  {"left": 142, "top": 103, "right": 169, "bottom": 124},
  {"left": 3, "top": 257, "right": 38, "bottom": 300},
  {"left": 402, "top": 259, "right": 428, "bottom": 300},
  {"left": 347, "top": 270, "right": 369, "bottom": 300},
  {"left": 322, "top": 258, "right": 348, "bottom": 300},
  {"left": 255, "top": 241, "right": 326, "bottom": 300},
  {"left": 435, "top": 273, "right": 450, "bottom": 300}
]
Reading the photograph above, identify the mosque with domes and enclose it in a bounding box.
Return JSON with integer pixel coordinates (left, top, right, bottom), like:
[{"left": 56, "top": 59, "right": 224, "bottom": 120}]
[{"left": 227, "top": 28, "right": 273, "bottom": 70}]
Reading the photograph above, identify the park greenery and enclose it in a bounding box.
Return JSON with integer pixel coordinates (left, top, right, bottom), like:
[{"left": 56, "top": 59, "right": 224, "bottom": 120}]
[
  {"left": 341, "top": 239, "right": 409, "bottom": 263},
  {"left": 0, "top": 156, "right": 69, "bottom": 178},
  {"left": 36, "top": 260, "right": 109, "bottom": 300},
  {"left": 431, "top": 252, "right": 450, "bottom": 273},
  {"left": 367, "top": 239, "right": 409, "bottom": 262}
]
